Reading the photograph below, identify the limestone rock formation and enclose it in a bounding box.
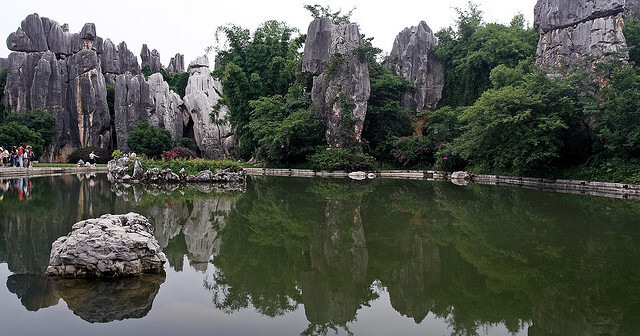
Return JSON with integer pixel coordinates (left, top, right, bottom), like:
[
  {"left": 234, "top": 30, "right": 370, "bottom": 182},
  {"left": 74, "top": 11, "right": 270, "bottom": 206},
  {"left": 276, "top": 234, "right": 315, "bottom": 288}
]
[
  {"left": 389, "top": 21, "right": 444, "bottom": 113},
  {"left": 140, "top": 44, "right": 163, "bottom": 73},
  {"left": 183, "top": 56, "right": 234, "bottom": 159},
  {"left": 113, "top": 72, "right": 184, "bottom": 151},
  {"left": 3, "top": 14, "right": 111, "bottom": 161},
  {"left": 0, "top": 57, "right": 8, "bottom": 71},
  {"left": 534, "top": 0, "right": 632, "bottom": 74},
  {"left": 167, "top": 53, "right": 185, "bottom": 73},
  {"left": 6, "top": 13, "right": 49, "bottom": 52},
  {"left": 118, "top": 41, "right": 140, "bottom": 74},
  {"left": 302, "top": 18, "right": 370, "bottom": 150},
  {"left": 46, "top": 212, "right": 166, "bottom": 277}
]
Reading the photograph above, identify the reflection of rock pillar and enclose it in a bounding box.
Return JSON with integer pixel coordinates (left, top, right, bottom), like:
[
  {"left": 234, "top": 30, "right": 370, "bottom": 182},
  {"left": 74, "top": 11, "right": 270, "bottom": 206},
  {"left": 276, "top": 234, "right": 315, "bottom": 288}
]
[
  {"left": 386, "top": 237, "right": 440, "bottom": 323},
  {"left": 300, "top": 196, "right": 369, "bottom": 326},
  {"left": 183, "top": 198, "right": 234, "bottom": 271}
]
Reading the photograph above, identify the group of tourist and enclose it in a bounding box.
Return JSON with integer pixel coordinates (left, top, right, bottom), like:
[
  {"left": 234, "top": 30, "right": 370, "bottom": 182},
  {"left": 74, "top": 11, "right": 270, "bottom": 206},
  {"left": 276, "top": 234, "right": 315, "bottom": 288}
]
[{"left": 0, "top": 144, "right": 34, "bottom": 168}]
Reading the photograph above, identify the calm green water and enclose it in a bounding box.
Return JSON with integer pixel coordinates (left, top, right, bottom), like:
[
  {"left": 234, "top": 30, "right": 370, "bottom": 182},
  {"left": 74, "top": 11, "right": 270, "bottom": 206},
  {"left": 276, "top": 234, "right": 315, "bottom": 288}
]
[{"left": 1, "top": 174, "right": 639, "bottom": 335}]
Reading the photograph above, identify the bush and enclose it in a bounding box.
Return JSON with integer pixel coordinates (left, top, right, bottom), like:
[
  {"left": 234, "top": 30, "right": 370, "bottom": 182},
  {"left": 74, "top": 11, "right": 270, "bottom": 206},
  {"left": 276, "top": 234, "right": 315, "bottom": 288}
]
[
  {"left": 308, "top": 148, "right": 375, "bottom": 171},
  {"left": 391, "top": 136, "right": 434, "bottom": 168},
  {"left": 139, "top": 158, "right": 241, "bottom": 176},
  {"left": 127, "top": 122, "right": 173, "bottom": 158},
  {"left": 162, "top": 147, "right": 197, "bottom": 160},
  {"left": 67, "top": 147, "right": 112, "bottom": 164},
  {"left": 178, "top": 137, "right": 198, "bottom": 152}
]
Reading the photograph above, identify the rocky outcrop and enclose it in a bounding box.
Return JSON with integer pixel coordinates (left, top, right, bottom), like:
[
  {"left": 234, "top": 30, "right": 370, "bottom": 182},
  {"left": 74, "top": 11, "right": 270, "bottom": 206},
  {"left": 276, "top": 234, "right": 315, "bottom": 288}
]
[
  {"left": 302, "top": 18, "right": 370, "bottom": 150},
  {"left": 112, "top": 72, "right": 183, "bottom": 151},
  {"left": 107, "top": 157, "right": 246, "bottom": 184},
  {"left": 113, "top": 73, "right": 154, "bottom": 150},
  {"left": 6, "top": 13, "right": 49, "bottom": 52},
  {"left": 167, "top": 53, "right": 185, "bottom": 73},
  {"left": 3, "top": 14, "right": 111, "bottom": 162},
  {"left": 140, "top": 44, "right": 163, "bottom": 73},
  {"left": 46, "top": 212, "right": 166, "bottom": 277},
  {"left": 100, "top": 39, "right": 141, "bottom": 83},
  {"left": 534, "top": 0, "right": 632, "bottom": 74},
  {"left": 389, "top": 21, "right": 443, "bottom": 113},
  {"left": 183, "top": 56, "right": 234, "bottom": 159}
]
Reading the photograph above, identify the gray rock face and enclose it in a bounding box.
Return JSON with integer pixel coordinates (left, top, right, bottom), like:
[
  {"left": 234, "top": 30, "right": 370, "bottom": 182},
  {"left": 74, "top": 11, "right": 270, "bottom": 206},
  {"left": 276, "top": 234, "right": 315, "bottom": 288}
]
[
  {"left": 183, "top": 56, "right": 234, "bottom": 159},
  {"left": 140, "top": 44, "right": 163, "bottom": 73},
  {"left": 534, "top": 0, "right": 624, "bottom": 33},
  {"left": 113, "top": 73, "right": 154, "bottom": 150},
  {"left": 303, "top": 19, "right": 370, "bottom": 150},
  {"left": 389, "top": 21, "right": 444, "bottom": 113},
  {"left": 46, "top": 213, "right": 166, "bottom": 277},
  {"left": 113, "top": 72, "right": 184, "bottom": 151},
  {"left": 167, "top": 53, "right": 185, "bottom": 73},
  {"left": 534, "top": 0, "right": 632, "bottom": 74},
  {"left": 0, "top": 57, "right": 8, "bottom": 71},
  {"left": 118, "top": 41, "right": 140, "bottom": 74},
  {"left": 6, "top": 13, "right": 48, "bottom": 52},
  {"left": 302, "top": 17, "right": 334, "bottom": 75}
]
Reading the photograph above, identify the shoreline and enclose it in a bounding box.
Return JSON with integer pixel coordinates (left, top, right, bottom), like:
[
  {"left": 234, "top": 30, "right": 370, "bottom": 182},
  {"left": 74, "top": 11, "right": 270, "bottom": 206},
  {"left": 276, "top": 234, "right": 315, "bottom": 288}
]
[
  {"left": 0, "top": 166, "right": 109, "bottom": 178},
  {"left": 1, "top": 166, "right": 638, "bottom": 200},
  {"left": 245, "top": 168, "right": 640, "bottom": 200}
]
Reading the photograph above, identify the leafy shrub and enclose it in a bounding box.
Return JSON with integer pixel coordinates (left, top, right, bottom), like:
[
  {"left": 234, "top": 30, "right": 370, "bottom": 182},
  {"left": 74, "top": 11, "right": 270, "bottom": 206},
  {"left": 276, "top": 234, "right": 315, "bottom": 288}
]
[
  {"left": 162, "top": 147, "right": 196, "bottom": 160},
  {"left": 391, "top": 136, "right": 434, "bottom": 168},
  {"left": 111, "top": 149, "right": 123, "bottom": 160},
  {"left": 127, "top": 122, "right": 173, "bottom": 158},
  {"left": 139, "top": 158, "right": 241, "bottom": 176},
  {"left": 68, "top": 147, "right": 112, "bottom": 164},
  {"left": 308, "top": 148, "right": 375, "bottom": 171},
  {"left": 178, "top": 137, "right": 198, "bottom": 152}
]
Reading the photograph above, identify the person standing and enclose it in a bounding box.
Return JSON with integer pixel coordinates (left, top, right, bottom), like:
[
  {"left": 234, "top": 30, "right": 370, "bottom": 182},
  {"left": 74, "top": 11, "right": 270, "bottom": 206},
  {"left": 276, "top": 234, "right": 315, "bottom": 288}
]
[
  {"left": 17, "top": 144, "right": 24, "bottom": 168},
  {"left": 11, "top": 147, "right": 17, "bottom": 167},
  {"left": 88, "top": 151, "right": 99, "bottom": 166},
  {"left": 1, "top": 147, "right": 7, "bottom": 167},
  {"left": 24, "top": 145, "right": 31, "bottom": 168}
]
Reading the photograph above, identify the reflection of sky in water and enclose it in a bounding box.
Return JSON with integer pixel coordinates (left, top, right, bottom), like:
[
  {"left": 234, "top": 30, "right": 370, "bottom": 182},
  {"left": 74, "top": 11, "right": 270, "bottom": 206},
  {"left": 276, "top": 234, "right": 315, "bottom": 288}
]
[{"left": 0, "top": 259, "right": 525, "bottom": 336}]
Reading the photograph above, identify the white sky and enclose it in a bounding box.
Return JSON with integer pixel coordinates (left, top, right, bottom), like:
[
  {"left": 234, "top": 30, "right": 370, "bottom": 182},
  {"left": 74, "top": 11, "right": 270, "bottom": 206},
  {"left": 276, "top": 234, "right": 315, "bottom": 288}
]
[{"left": 0, "top": 0, "right": 537, "bottom": 67}]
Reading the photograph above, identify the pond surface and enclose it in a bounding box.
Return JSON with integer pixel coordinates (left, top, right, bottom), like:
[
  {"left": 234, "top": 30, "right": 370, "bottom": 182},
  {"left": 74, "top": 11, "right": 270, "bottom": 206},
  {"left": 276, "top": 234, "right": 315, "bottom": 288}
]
[{"left": 1, "top": 174, "right": 639, "bottom": 336}]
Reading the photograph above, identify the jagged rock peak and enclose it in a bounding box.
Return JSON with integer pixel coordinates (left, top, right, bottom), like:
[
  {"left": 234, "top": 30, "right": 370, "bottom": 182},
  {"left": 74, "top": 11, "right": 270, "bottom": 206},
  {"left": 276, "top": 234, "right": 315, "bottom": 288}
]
[
  {"left": 167, "top": 53, "right": 185, "bottom": 73},
  {"left": 389, "top": 21, "right": 444, "bottom": 113},
  {"left": 80, "top": 23, "right": 96, "bottom": 41},
  {"left": 303, "top": 18, "right": 370, "bottom": 150},
  {"left": 301, "top": 17, "right": 333, "bottom": 75},
  {"left": 188, "top": 55, "right": 209, "bottom": 73},
  {"left": 6, "top": 13, "right": 49, "bottom": 52},
  {"left": 140, "top": 44, "right": 163, "bottom": 73},
  {"left": 0, "top": 57, "right": 8, "bottom": 71},
  {"left": 118, "top": 41, "right": 140, "bottom": 74}
]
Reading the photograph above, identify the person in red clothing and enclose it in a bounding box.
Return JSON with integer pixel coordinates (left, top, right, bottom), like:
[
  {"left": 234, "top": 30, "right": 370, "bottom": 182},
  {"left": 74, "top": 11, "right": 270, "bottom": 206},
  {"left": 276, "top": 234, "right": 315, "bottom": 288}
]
[{"left": 17, "top": 144, "right": 24, "bottom": 168}]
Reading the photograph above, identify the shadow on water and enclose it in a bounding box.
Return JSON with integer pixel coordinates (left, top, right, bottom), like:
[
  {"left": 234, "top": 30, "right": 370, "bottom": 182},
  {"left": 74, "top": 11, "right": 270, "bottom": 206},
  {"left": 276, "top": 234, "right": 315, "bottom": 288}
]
[{"left": 1, "top": 174, "right": 640, "bottom": 335}]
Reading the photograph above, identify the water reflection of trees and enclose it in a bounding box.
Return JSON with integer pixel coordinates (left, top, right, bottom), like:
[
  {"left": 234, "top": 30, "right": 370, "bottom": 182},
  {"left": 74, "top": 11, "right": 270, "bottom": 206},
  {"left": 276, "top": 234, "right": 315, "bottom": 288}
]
[{"left": 209, "top": 177, "right": 640, "bottom": 336}]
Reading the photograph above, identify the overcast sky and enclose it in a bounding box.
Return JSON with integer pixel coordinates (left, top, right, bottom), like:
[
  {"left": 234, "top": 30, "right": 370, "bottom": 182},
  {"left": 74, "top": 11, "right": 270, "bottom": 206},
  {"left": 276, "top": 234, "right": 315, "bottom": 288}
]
[{"left": 1, "top": 0, "right": 538, "bottom": 67}]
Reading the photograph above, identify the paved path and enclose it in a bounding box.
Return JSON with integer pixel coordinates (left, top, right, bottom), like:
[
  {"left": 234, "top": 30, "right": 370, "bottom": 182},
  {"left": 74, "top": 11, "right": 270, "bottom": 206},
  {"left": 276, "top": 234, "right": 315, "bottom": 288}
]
[{"left": 0, "top": 166, "right": 108, "bottom": 178}]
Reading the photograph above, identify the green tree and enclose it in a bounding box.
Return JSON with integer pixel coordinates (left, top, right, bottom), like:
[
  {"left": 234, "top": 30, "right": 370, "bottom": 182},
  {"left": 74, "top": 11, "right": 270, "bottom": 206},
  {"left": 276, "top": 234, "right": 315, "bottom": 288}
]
[
  {"left": 0, "top": 121, "right": 45, "bottom": 158},
  {"left": 5, "top": 109, "right": 57, "bottom": 146},
  {"left": 435, "top": 3, "right": 538, "bottom": 106},
  {"left": 304, "top": 4, "right": 355, "bottom": 23},
  {"left": 595, "top": 64, "right": 640, "bottom": 159},
  {"left": 454, "top": 81, "right": 568, "bottom": 175},
  {"left": 126, "top": 122, "right": 172, "bottom": 158},
  {"left": 624, "top": 15, "right": 640, "bottom": 66},
  {"left": 214, "top": 20, "right": 304, "bottom": 160},
  {"left": 248, "top": 85, "right": 323, "bottom": 164}
]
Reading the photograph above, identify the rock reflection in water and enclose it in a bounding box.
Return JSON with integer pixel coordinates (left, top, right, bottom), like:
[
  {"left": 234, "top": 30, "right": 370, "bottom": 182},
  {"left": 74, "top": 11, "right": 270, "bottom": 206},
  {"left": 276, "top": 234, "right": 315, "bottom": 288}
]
[{"left": 6, "top": 273, "right": 165, "bottom": 323}]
